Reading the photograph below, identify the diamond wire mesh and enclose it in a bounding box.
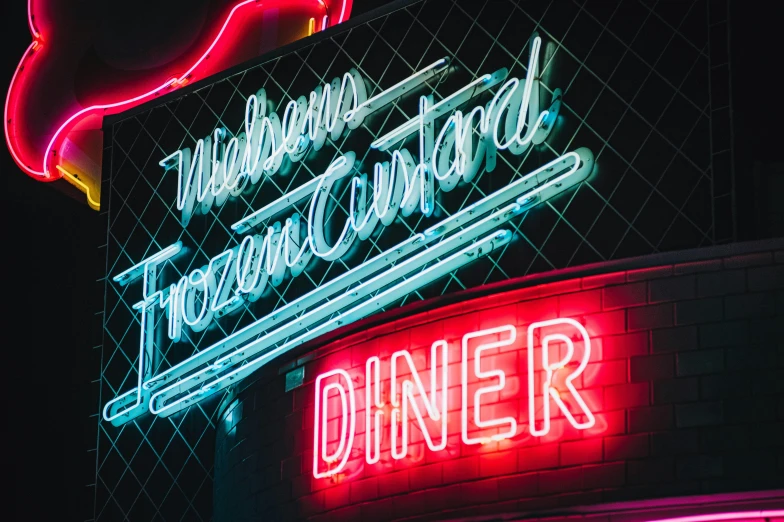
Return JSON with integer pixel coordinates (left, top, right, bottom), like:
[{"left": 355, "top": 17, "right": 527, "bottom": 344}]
[{"left": 95, "top": 0, "right": 723, "bottom": 520}]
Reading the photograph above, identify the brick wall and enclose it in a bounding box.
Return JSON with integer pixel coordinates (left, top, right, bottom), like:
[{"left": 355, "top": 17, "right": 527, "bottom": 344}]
[{"left": 213, "top": 241, "right": 784, "bottom": 521}]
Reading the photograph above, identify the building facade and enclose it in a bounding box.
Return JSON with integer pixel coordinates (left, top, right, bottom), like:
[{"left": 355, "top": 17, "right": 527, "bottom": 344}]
[{"left": 90, "top": 0, "right": 783, "bottom": 520}]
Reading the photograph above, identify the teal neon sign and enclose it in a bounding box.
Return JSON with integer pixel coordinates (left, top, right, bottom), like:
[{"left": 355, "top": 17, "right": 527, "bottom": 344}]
[{"left": 104, "top": 34, "right": 594, "bottom": 426}]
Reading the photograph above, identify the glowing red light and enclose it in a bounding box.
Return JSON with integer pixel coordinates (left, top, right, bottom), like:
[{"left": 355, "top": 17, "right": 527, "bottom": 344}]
[
  {"left": 312, "top": 320, "right": 597, "bottom": 479},
  {"left": 5, "top": 0, "right": 352, "bottom": 190}
]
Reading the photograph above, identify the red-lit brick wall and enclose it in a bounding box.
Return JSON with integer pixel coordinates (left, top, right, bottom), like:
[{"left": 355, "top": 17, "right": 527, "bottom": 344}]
[{"left": 213, "top": 243, "right": 784, "bottom": 522}]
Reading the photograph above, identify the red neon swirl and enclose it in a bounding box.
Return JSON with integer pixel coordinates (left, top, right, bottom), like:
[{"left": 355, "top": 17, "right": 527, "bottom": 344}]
[
  {"left": 27, "top": 0, "right": 41, "bottom": 39},
  {"left": 5, "top": 0, "right": 349, "bottom": 182},
  {"left": 4, "top": 41, "right": 44, "bottom": 176}
]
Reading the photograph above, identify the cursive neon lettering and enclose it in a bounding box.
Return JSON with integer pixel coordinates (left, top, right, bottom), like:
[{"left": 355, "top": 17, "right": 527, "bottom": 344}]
[{"left": 103, "top": 33, "right": 596, "bottom": 426}]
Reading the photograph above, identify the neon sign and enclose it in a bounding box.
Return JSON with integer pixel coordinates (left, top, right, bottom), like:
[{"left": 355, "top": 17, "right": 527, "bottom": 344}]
[
  {"left": 313, "top": 320, "right": 595, "bottom": 479},
  {"left": 5, "top": 0, "right": 352, "bottom": 208},
  {"left": 103, "top": 33, "right": 595, "bottom": 426}
]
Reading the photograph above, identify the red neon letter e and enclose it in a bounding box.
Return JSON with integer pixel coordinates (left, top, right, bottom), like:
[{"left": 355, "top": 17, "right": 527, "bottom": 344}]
[
  {"left": 527, "top": 318, "right": 595, "bottom": 436},
  {"left": 313, "top": 369, "right": 356, "bottom": 478},
  {"left": 461, "top": 325, "right": 518, "bottom": 444}
]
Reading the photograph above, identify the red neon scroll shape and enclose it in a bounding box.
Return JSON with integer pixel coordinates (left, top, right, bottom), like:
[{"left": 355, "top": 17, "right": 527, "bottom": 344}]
[
  {"left": 527, "top": 318, "right": 595, "bottom": 436},
  {"left": 5, "top": 0, "right": 350, "bottom": 181}
]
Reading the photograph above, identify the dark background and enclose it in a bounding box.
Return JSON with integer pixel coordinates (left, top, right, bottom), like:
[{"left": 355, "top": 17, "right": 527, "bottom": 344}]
[{"left": 2, "top": 1, "right": 782, "bottom": 521}]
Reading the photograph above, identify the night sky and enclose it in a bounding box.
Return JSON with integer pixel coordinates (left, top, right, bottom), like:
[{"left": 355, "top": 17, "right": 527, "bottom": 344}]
[{"left": 3, "top": 1, "right": 782, "bottom": 520}]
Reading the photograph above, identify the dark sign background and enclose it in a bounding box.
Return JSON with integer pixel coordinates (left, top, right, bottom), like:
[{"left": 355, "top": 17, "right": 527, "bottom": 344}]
[{"left": 95, "top": 0, "right": 734, "bottom": 520}]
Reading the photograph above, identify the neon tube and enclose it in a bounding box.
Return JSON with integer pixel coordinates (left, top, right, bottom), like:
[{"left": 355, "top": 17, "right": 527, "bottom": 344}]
[
  {"left": 56, "top": 165, "right": 100, "bottom": 209},
  {"left": 187, "top": 149, "right": 586, "bottom": 382},
  {"left": 104, "top": 147, "right": 591, "bottom": 424},
  {"left": 231, "top": 176, "right": 323, "bottom": 233},
  {"left": 112, "top": 242, "right": 183, "bottom": 286},
  {"left": 170, "top": 69, "right": 368, "bottom": 225},
  {"left": 647, "top": 511, "right": 784, "bottom": 522},
  {"left": 145, "top": 189, "right": 546, "bottom": 414},
  {"left": 371, "top": 72, "right": 505, "bottom": 151},
  {"left": 103, "top": 242, "right": 183, "bottom": 423},
  {"left": 6, "top": 0, "right": 349, "bottom": 181},
  {"left": 342, "top": 58, "right": 448, "bottom": 122},
  {"left": 389, "top": 341, "right": 449, "bottom": 458},
  {"left": 461, "top": 326, "right": 518, "bottom": 444},
  {"left": 102, "top": 232, "right": 424, "bottom": 423},
  {"left": 147, "top": 209, "right": 518, "bottom": 415},
  {"left": 527, "top": 318, "right": 595, "bottom": 436},
  {"left": 365, "top": 356, "right": 383, "bottom": 465},
  {"left": 27, "top": 0, "right": 40, "bottom": 38},
  {"left": 4, "top": 42, "right": 45, "bottom": 176},
  {"left": 231, "top": 58, "right": 450, "bottom": 233},
  {"left": 313, "top": 369, "right": 356, "bottom": 478},
  {"left": 103, "top": 29, "right": 593, "bottom": 424},
  {"left": 150, "top": 230, "right": 510, "bottom": 417},
  {"left": 145, "top": 236, "right": 419, "bottom": 382}
]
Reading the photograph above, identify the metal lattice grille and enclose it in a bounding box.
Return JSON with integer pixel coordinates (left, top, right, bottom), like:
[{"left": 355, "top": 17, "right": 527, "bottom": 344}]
[{"left": 95, "top": 0, "right": 723, "bottom": 520}]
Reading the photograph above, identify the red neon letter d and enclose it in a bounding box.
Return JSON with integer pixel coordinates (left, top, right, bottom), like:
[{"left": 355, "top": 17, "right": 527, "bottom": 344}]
[{"left": 313, "top": 369, "right": 356, "bottom": 478}]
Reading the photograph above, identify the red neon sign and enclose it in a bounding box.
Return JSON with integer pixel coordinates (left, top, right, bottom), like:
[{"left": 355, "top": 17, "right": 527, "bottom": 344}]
[
  {"left": 5, "top": 0, "right": 352, "bottom": 207},
  {"left": 312, "top": 319, "right": 596, "bottom": 479}
]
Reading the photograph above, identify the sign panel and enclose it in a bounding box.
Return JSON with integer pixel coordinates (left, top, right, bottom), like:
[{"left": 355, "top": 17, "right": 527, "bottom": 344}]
[
  {"left": 96, "top": 1, "right": 729, "bottom": 520},
  {"left": 104, "top": 32, "right": 595, "bottom": 425}
]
